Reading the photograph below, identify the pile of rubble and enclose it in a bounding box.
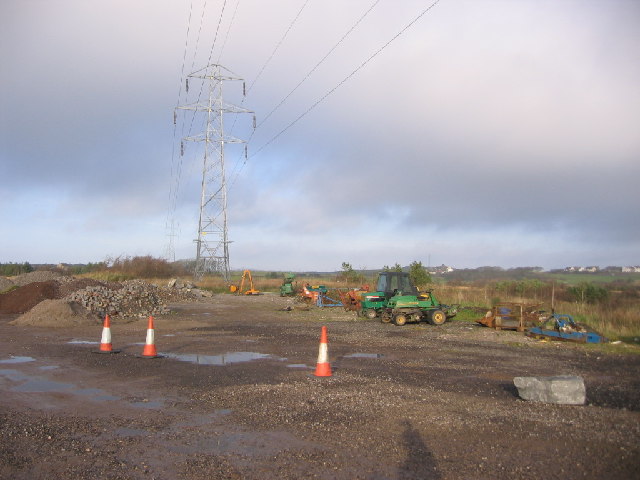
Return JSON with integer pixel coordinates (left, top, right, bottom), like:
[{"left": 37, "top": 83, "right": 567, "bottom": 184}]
[
  {"left": 0, "top": 271, "right": 213, "bottom": 326},
  {"left": 65, "top": 279, "right": 213, "bottom": 318},
  {"left": 67, "top": 280, "right": 172, "bottom": 318}
]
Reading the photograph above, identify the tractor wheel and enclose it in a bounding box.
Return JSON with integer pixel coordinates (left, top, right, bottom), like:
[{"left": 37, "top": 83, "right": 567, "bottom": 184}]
[
  {"left": 364, "top": 309, "right": 377, "bottom": 320},
  {"left": 394, "top": 314, "right": 407, "bottom": 326},
  {"left": 428, "top": 310, "right": 447, "bottom": 326},
  {"left": 381, "top": 314, "right": 392, "bottom": 324}
]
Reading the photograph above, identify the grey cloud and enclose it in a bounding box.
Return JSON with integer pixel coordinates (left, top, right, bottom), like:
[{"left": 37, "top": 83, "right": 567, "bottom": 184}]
[{"left": 1, "top": 0, "right": 639, "bottom": 268}]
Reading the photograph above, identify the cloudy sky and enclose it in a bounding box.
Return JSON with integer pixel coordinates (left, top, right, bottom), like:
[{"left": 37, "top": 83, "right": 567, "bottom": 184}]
[{"left": 1, "top": 0, "right": 638, "bottom": 272}]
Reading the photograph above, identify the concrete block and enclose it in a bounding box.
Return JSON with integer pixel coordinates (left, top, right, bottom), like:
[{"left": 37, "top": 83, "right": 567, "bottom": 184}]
[{"left": 513, "top": 375, "right": 586, "bottom": 405}]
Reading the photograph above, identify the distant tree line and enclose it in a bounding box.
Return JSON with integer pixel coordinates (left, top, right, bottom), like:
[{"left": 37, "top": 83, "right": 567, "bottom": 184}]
[
  {"left": 68, "top": 262, "right": 107, "bottom": 275},
  {"left": 0, "top": 262, "right": 34, "bottom": 276},
  {"left": 104, "top": 255, "right": 190, "bottom": 278}
]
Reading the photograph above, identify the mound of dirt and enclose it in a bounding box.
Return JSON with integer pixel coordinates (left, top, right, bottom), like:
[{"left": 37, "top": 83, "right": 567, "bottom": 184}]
[
  {"left": 0, "top": 281, "right": 60, "bottom": 314},
  {"left": 10, "top": 270, "right": 64, "bottom": 286},
  {"left": 0, "top": 277, "right": 14, "bottom": 293},
  {"left": 10, "top": 299, "right": 101, "bottom": 327}
]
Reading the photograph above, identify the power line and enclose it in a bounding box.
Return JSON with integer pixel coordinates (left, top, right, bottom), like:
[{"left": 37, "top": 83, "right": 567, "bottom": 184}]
[
  {"left": 177, "top": 0, "right": 195, "bottom": 106},
  {"left": 165, "top": 0, "right": 197, "bottom": 261},
  {"left": 206, "top": 0, "right": 228, "bottom": 66},
  {"left": 181, "top": 1, "right": 229, "bottom": 157},
  {"left": 246, "top": 0, "right": 310, "bottom": 93},
  {"left": 227, "top": 0, "right": 382, "bottom": 189},
  {"left": 217, "top": 0, "right": 241, "bottom": 63},
  {"left": 225, "top": 0, "right": 310, "bottom": 186},
  {"left": 257, "top": 0, "right": 381, "bottom": 129},
  {"left": 251, "top": 0, "right": 443, "bottom": 159},
  {"left": 188, "top": 0, "right": 211, "bottom": 74}
]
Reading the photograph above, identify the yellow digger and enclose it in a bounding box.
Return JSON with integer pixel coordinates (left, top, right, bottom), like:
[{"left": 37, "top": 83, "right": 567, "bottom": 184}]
[{"left": 229, "top": 270, "right": 261, "bottom": 295}]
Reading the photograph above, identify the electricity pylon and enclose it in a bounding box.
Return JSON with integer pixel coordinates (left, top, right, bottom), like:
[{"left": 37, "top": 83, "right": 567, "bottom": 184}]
[{"left": 177, "top": 64, "right": 254, "bottom": 281}]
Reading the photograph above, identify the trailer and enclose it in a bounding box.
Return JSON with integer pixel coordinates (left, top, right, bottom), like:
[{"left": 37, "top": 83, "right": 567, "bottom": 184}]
[
  {"left": 476, "top": 302, "right": 545, "bottom": 332},
  {"left": 527, "top": 314, "right": 608, "bottom": 344}
]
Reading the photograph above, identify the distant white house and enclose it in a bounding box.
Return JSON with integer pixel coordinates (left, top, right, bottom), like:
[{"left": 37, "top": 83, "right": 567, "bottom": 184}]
[
  {"left": 429, "top": 264, "right": 454, "bottom": 274},
  {"left": 564, "top": 265, "right": 639, "bottom": 273},
  {"left": 564, "top": 266, "right": 599, "bottom": 272},
  {"left": 622, "top": 266, "right": 640, "bottom": 273}
]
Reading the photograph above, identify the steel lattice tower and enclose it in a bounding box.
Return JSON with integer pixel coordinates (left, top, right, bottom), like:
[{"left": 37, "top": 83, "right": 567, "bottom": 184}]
[{"left": 177, "top": 64, "right": 254, "bottom": 281}]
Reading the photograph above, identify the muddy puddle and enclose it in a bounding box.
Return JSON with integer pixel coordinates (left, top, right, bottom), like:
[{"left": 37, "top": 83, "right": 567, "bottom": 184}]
[
  {"left": 163, "top": 351, "right": 286, "bottom": 366},
  {"left": 0, "top": 359, "right": 165, "bottom": 408},
  {"left": 0, "top": 355, "right": 36, "bottom": 364},
  {"left": 0, "top": 368, "right": 119, "bottom": 401}
]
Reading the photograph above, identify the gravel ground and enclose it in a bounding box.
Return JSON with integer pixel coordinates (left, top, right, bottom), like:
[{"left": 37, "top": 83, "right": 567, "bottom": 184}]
[{"left": 0, "top": 293, "right": 639, "bottom": 479}]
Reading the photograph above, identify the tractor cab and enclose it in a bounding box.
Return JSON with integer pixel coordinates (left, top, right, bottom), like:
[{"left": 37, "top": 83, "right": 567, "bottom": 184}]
[
  {"left": 361, "top": 272, "right": 417, "bottom": 318},
  {"left": 375, "top": 272, "right": 418, "bottom": 299}
]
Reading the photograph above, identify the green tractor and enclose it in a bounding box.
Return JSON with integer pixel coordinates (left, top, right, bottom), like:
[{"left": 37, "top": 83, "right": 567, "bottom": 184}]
[
  {"left": 360, "top": 271, "right": 457, "bottom": 326},
  {"left": 279, "top": 273, "right": 297, "bottom": 296}
]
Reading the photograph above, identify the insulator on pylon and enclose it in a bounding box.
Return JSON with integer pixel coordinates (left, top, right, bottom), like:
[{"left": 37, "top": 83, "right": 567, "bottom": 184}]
[
  {"left": 252, "top": 115, "right": 256, "bottom": 129},
  {"left": 173, "top": 111, "right": 177, "bottom": 125},
  {"left": 180, "top": 141, "right": 184, "bottom": 156},
  {"left": 243, "top": 82, "right": 246, "bottom": 96},
  {"left": 186, "top": 78, "right": 189, "bottom": 93},
  {"left": 244, "top": 145, "right": 248, "bottom": 159}
]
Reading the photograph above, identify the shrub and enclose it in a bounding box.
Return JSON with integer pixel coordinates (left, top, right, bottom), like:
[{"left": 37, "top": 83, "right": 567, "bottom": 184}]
[
  {"left": 567, "top": 282, "right": 609, "bottom": 304},
  {"left": 409, "top": 260, "right": 431, "bottom": 287},
  {"left": 340, "top": 262, "right": 365, "bottom": 284},
  {"left": 102, "top": 255, "right": 189, "bottom": 279}
]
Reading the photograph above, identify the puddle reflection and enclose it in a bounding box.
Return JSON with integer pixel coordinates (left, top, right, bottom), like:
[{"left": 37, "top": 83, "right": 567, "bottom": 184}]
[
  {"left": 131, "top": 400, "right": 163, "bottom": 409},
  {"left": 0, "top": 356, "right": 36, "bottom": 364},
  {"left": 164, "top": 351, "right": 285, "bottom": 365},
  {"left": 0, "top": 369, "right": 118, "bottom": 401}
]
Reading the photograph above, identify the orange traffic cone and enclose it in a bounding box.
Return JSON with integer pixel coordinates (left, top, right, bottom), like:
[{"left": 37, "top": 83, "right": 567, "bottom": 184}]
[
  {"left": 140, "top": 316, "right": 161, "bottom": 358},
  {"left": 93, "top": 314, "right": 120, "bottom": 354},
  {"left": 314, "top": 325, "right": 332, "bottom": 377}
]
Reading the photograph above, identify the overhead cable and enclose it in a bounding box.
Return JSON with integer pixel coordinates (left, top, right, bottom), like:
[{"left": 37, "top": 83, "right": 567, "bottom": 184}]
[
  {"left": 246, "top": 0, "right": 311, "bottom": 93},
  {"left": 165, "top": 0, "right": 197, "bottom": 259},
  {"left": 188, "top": 0, "right": 211, "bottom": 74},
  {"left": 257, "top": 0, "right": 381, "bottom": 128},
  {"left": 217, "top": 0, "right": 241, "bottom": 63},
  {"left": 225, "top": 0, "right": 309, "bottom": 186},
  {"left": 251, "top": 0, "right": 443, "bottom": 159},
  {"left": 206, "top": 0, "right": 228, "bottom": 66},
  {"left": 228, "top": 0, "right": 381, "bottom": 189},
  {"left": 181, "top": 1, "right": 229, "bottom": 149}
]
